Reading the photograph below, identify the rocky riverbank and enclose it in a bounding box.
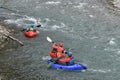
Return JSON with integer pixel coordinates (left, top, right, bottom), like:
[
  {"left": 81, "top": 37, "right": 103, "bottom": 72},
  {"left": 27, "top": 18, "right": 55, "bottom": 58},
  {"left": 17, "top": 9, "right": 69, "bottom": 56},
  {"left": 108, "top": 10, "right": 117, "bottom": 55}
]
[
  {"left": 0, "top": 24, "right": 15, "bottom": 50},
  {"left": 108, "top": 0, "right": 120, "bottom": 8},
  {"left": 106, "top": 0, "right": 120, "bottom": 14}
]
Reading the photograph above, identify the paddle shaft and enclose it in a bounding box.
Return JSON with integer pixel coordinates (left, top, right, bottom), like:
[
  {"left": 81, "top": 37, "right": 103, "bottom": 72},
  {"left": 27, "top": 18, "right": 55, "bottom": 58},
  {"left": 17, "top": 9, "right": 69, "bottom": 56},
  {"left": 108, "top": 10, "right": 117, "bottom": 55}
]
[{"left": 22, "top": 24, "right": 41, "bottom": 31}]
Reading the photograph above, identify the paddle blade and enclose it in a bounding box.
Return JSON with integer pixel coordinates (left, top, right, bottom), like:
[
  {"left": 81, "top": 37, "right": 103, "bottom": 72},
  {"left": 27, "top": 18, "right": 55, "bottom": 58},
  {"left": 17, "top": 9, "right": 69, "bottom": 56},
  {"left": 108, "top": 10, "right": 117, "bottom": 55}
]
[
  {"left": 47, "top": 36, "right": 53, "bottom": 43},
  {"left": 36, "top": 24, "right": 41, "bottom": 27},
  {"left": 47, "top": 62, "right": 54, "bottom": 69}
]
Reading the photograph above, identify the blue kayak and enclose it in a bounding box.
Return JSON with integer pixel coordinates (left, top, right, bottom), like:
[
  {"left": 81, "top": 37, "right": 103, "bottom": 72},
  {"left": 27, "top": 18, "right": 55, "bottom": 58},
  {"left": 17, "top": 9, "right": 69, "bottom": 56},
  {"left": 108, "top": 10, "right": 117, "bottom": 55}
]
[{"left": 47, "top": 60, "right": 87, "bottom": 71}]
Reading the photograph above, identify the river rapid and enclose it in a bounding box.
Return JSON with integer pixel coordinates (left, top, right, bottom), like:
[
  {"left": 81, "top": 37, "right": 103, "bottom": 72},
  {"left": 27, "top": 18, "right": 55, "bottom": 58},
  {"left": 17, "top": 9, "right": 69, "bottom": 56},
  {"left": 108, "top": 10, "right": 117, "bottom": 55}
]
[{"left": 0, "top": 0, "right": 120, "bottom": 80}]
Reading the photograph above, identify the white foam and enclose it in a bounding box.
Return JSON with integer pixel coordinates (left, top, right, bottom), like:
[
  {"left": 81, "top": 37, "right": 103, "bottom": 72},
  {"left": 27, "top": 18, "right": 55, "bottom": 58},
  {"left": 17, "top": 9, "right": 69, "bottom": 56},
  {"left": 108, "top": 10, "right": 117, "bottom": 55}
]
[
  {"left": 42, "top": 56, "right": 51, "bottom": 60},
  {"left": 89, "top": 15, "right": 94, "bottom": 18},
  {"left": 60, "top": 22, "right": 66, "bottom": 28},
  {"left": 47, "top": 22, "right": 66, "bottom": 30},
  {"left": 74, "top": 3, "right": 88, "bottom": 9},
  {"left": 109, "top": 38, "right": 116, "bottom": 45},
  {"left": 4, "top": 16, "right": 40, "bottom": 27},
  {"left": 89, "top": 68, "right": 111, "bottom": 73},
  {"left": 104, "top": 48, "right": 120, "bottom": 51},
  {"left": 52, "top": 25, "right": 61, "bottom": 30},
  {"left": 45, "top": 1, "right": 61, "bottom": 5}
]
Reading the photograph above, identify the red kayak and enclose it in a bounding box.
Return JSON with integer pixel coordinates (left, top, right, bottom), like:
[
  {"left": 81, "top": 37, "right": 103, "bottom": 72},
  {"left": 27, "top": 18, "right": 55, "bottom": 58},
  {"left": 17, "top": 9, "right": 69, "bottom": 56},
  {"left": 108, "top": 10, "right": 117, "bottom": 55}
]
[{"left": 24, "top": 31, "right": 39, "bottom": 38}]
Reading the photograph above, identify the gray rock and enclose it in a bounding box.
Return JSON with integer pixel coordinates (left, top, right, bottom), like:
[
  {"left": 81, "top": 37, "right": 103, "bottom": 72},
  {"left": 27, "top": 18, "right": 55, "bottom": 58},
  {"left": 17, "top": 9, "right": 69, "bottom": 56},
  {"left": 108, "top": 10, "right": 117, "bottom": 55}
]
[{"left": 0, "top": 25, "right": 14, "bottom": 49}]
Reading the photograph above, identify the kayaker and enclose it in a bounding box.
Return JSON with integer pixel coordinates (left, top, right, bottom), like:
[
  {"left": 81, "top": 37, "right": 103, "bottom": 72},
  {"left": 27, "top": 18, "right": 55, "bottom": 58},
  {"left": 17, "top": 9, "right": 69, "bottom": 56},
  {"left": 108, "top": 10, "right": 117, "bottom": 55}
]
[
  {"left": 26, "top": 24, "right": 41, "bottom": 32},
  {"left": 49, "top": 42, "right": 66, "bottom": 59},
  {"left": 26, "top": 24, "right": 36, "bottom": 32},
  {"left": 56, "top": 42, "right": 66, "bottom": 58},
  {"left": 49, "top": 43, "right": 58, "bottom": 58},
  {"left": 58, "top": 52, "right": 74, "bottom": 66}
]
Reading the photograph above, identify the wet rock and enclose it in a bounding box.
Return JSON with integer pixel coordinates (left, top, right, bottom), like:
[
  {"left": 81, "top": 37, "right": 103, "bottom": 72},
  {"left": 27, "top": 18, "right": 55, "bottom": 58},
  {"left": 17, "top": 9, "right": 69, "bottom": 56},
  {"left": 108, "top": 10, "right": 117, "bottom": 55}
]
[
  {"left": 107, "top": 0, "right": 120, "bottom": 9},
  {"left": 103, "top": 0, "right": 120, "bottom": 16},
  {"left": 0, "top": 25, "right": 14, "bottom": 49},
  {"left": 111, "top": 0, "right": 120, "bottom": 8}
]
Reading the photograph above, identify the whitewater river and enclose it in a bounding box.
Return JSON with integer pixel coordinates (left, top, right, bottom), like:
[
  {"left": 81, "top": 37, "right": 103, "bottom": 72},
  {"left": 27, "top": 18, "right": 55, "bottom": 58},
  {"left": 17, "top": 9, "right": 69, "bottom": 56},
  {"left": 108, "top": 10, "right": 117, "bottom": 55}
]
[{"left": 0, "top": 0, "right": 120, "bottom": 80}]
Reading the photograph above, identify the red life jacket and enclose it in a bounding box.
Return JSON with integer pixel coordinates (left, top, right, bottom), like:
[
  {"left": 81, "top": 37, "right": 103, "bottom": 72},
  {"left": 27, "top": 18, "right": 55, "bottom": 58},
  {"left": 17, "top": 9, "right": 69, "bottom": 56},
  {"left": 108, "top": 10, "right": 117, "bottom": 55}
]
[
  {"left": 56, "top": 52, "right": 66, "bottom": 59},
  {"left": 59, "top": 56, "right": 73, "bottom": 64},
  {"left": 57, "top": 46, "right": 64, "bottom": 53}
]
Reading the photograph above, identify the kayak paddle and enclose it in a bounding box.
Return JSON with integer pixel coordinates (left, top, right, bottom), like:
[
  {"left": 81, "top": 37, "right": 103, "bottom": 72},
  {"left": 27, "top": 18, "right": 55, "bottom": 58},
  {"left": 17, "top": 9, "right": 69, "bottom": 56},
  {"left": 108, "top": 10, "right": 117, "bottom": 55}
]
[
  {"left": 47, "top": 59, "right": 59, "bottom": 69},
  {"left": 21, "top": 24, "right": 41, "bottom": 32},
  {"left": 46, "top": 36, "right": 54, "bottom": 43}
]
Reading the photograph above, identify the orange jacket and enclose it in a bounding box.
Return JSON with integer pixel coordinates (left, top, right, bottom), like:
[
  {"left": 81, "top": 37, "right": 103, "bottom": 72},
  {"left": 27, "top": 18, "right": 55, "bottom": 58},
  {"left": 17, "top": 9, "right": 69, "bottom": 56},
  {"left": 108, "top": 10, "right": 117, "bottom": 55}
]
[
  {"left": 59, "top": 56, "right": 73, "bottom": 64},
  {"left": 50, "top": 52, "right": 66, "bottom": 59},
  {"left": 49, "top": 52, "right": 57, "bottom": 58},
  {"left": 50, "top": 43, "right": 66, "bottom": 59}
]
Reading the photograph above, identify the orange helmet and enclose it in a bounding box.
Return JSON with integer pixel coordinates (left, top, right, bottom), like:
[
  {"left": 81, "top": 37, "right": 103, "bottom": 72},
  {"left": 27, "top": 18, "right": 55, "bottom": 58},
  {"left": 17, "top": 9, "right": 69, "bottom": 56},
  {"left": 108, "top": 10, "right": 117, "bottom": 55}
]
[{"left": 59, "top": 43, "right": 64, "bottom": 47}]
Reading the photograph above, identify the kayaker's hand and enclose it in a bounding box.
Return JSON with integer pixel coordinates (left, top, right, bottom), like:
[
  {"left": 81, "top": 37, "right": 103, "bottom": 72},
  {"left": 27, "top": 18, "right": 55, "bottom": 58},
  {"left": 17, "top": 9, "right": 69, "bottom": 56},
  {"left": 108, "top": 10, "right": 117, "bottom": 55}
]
[
  {"left": 50, "top": 58, "right": 59, "bottom": 63},
  {"left": 52, "top": 41, "right": 55, "bottom": 43},
  {"left": 21, "top": 29, "right": 25, "bottom": 31},
  {"left": 64, "top": 50, "right": 68, "bottom": 54},
  {"left": 65, "top": 51, "right": 68, "bottom": 54},
  {"left": 53, "top": 42, "right": 58, "bottom": 46}
]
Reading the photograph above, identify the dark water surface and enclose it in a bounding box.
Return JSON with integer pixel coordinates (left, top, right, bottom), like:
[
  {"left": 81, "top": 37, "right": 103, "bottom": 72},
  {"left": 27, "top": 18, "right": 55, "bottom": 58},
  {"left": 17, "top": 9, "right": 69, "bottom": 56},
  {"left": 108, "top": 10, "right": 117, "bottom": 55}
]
[{"left": 0, "top": 0, "right": 120, "bottom": 80}]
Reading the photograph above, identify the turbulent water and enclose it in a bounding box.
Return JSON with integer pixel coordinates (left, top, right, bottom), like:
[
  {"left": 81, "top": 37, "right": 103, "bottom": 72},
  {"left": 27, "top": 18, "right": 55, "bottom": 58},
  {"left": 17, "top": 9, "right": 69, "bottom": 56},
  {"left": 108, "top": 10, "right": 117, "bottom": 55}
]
[{"left": 0, "top": 0, "right": 120, "bottom": 80}]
